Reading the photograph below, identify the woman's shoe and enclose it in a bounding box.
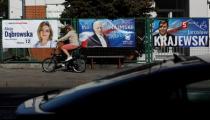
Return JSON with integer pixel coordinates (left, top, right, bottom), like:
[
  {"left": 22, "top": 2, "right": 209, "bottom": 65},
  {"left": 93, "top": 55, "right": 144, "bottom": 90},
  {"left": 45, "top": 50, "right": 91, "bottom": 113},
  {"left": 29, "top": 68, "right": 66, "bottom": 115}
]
[{"left": 65, "top": 56, "right": 72, "bottom": 61}]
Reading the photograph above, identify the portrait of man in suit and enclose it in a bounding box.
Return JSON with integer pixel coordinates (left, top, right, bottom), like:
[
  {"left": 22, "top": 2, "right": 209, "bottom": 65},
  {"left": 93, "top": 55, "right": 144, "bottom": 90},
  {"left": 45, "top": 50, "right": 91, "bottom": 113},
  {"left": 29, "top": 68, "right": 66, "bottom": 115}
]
[
  {"left": 153, "top": 20, "right": 175, "bottom": 47},
  {"left": 87, "top": 20, "right": 109, "bottom": 47}
]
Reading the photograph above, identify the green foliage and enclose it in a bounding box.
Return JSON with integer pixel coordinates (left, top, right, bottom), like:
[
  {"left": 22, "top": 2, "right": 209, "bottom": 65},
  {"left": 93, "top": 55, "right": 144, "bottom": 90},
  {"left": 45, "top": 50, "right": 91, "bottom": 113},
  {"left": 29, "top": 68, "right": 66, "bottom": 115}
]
[
  {"left": 0, "top": 0, "right": 8, "bottom": 18},
  {"left": 61, "top": 0, "right": 154, "bottom": 18}
]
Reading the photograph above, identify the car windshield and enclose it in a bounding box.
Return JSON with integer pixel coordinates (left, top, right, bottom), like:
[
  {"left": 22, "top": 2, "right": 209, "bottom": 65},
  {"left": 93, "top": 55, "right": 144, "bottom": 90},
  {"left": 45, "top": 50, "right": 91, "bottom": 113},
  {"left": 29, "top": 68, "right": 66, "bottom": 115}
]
[
  {"left": 96, "top": 61, "right": 167, "bottom": 80},
  {"left": 40, "top": 57, "right": 192, "bottom": 105},
  {"left": 40, "top": 65, "right": 151, "bottom": 103},
  {"left": 39, "top": 61, "right": 162, "bottom": 108},
  {"left": 37, "top": 54, "right": 210, "bottom": 114}
]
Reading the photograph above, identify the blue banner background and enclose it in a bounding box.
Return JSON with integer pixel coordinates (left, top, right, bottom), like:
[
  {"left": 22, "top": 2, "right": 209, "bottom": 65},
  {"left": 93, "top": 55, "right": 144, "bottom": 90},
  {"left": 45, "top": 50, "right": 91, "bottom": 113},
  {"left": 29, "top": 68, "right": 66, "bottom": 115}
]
[
  {"left": 79, "top": 18, "right": 135, "bottom": 47},
  {"left": 152, "top": 18, "right": 209, "bottom": 47}
]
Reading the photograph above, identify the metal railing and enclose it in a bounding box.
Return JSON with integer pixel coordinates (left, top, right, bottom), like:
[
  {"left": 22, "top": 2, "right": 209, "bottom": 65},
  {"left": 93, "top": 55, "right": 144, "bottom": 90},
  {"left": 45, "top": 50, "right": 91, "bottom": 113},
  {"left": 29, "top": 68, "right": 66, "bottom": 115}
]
[{"left": 1, "top": 18, "right": 200, "bottom": 64}]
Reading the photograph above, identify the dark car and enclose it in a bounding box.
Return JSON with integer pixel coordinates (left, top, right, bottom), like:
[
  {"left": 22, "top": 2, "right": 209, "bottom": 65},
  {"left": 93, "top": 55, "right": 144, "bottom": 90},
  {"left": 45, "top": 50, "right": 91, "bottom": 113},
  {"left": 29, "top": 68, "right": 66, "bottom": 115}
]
[{"left": 16, "top": 54, "right": 210, "bottom": 119}]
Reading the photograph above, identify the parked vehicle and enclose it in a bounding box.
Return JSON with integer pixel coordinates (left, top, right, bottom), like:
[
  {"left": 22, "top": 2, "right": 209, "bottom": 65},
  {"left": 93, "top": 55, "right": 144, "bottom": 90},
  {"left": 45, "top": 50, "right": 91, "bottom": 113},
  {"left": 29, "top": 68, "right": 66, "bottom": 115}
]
[{"left": 16, "top": 54, "right": 210, "bottom": 119}]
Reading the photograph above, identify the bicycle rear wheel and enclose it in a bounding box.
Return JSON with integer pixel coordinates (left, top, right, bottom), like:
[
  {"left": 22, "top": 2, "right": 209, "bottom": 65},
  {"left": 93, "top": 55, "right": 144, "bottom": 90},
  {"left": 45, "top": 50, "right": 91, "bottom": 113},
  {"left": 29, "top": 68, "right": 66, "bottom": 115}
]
[
  {"left": 42, "top": 58, "right": 56, "bottom": 72},
  {"left": 72, "top": 58, "right": 86, "bottom": 73}
]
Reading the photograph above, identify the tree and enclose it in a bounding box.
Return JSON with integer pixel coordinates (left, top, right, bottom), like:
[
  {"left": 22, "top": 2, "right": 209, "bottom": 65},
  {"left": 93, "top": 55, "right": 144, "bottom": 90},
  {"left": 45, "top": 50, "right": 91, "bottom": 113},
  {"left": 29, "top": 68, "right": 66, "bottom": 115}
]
[
  {"left": 0, "top": 0, "right": 8, "bottom": 18},
  {"left": 61, "top": 0, "right": 154, "bottom": 18}
]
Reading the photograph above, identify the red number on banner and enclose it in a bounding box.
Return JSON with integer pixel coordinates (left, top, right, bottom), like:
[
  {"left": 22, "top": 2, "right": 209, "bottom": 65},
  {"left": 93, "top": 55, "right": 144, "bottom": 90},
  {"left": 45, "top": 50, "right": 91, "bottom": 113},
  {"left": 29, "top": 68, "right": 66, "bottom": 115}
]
[{"left": 182, "top": 22, "right": 188, "bottom": 29}]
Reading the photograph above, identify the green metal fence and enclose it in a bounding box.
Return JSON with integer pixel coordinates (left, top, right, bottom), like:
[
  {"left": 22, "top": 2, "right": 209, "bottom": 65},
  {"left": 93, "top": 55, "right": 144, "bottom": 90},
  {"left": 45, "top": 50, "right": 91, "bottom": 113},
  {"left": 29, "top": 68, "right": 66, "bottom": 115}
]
[
  {"left": 0, "top": 18, "right": 2, "bottom": 63},
  {"left": 0, "top": 18, "right": 150, "bottom": 63},
  {"left": 1, "top": 18, "right": 198, "bottom": 64}
]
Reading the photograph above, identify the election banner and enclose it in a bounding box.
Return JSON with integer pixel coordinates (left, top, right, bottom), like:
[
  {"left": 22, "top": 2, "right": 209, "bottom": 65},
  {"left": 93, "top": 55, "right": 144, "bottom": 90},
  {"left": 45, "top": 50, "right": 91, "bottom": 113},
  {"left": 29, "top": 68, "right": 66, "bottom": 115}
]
[
  {"left": 2, "top": 20, "right": 58, "bottom": 48},
  {"left": 153, "top": 18, "right": 209, "bottom": 47},
  {"left": 79, "top": 18, "right": 135, "bottom": 48}
]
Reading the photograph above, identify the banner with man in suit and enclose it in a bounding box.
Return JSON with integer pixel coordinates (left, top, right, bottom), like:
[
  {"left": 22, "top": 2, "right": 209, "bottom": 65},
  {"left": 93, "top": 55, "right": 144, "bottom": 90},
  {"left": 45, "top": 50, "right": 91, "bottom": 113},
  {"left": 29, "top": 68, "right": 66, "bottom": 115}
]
[
  {"left": 79, "top": 18, "right": 135, "bottom": 48},
  {"left": 153, "top": 18, "right": 209, "bottom": 47}
]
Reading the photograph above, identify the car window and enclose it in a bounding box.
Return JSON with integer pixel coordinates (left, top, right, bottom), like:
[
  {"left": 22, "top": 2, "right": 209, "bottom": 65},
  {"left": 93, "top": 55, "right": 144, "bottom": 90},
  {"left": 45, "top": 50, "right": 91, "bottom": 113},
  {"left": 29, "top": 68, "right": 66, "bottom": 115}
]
[
  {"left": 52, "top": 69, "right": 149, "bottom": 98},
  {"left": 39, "top": 67, "right": 150, "bottom": 112},
  {"left": 186, "top": 79, "right": 210, "bottom": 113},
  {"left": 97, "top": 61, "right": 164, "bottom": 80},
  {"left": 187, "top": 79, "right": 210, "bottom": 101}
]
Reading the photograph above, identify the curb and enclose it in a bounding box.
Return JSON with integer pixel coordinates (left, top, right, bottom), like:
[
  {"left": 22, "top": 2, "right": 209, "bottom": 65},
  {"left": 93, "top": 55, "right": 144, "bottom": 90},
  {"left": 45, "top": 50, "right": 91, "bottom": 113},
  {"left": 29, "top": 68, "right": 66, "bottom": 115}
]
[
  {"left": 0, "top": 63, "right": 42, "bottom": 69},
  {"left": 0, "top": 62, "right": 143, "bottom": 69}
]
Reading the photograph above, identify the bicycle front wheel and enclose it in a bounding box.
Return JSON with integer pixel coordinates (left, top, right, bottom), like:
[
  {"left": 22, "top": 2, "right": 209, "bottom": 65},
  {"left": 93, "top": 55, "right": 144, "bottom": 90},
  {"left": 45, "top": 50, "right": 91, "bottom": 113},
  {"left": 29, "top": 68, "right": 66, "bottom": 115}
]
[
  {"left": 42, "top": 58, "right": 56, "bottom": 72},
  {"left": 72, "top": 58, "right": 86, "bottom": 73}
]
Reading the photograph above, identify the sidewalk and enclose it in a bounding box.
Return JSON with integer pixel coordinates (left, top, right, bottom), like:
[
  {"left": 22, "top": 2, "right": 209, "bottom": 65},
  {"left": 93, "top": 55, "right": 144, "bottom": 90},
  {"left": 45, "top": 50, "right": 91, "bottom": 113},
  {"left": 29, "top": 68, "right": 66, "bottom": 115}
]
[
  {"left": 0, "top": 63, "right": 42, "bottom": 69},
  {"left": 0, "top": 63, "right": 143, "bottom": 89},
  {"left": 0, "top": 62, "right": 142, "bottom": 69}
]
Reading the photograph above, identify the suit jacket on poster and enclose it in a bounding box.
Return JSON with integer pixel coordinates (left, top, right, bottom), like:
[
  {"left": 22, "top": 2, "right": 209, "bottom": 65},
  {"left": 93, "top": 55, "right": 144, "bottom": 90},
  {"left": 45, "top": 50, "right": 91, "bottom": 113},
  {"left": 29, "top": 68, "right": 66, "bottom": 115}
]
[{"left": 87, "top": 34, "right": 109, "bottom": 47}]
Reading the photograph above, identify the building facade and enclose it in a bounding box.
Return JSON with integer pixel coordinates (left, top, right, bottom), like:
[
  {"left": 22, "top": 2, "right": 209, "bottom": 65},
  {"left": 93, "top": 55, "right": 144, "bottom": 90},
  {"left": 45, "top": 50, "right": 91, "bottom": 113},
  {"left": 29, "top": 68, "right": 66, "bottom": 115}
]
[{"left": 9, "top": 0, "right": 65, "bottom": 19}]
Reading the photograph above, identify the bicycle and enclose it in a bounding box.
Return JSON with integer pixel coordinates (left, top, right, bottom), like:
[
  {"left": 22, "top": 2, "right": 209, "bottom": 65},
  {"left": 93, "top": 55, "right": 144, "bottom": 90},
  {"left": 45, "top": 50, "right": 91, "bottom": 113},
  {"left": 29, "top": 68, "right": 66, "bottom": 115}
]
[{"left": 42, "top": 42, "right": 86, "bottom": 73}]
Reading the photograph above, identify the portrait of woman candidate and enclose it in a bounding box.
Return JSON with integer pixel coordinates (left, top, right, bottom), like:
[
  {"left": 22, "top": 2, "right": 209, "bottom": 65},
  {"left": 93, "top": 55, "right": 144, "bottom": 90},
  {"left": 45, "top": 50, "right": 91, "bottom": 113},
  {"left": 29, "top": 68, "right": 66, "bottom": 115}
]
[{"left": 34, "top": 21, "right": 57, "bottom": 48}]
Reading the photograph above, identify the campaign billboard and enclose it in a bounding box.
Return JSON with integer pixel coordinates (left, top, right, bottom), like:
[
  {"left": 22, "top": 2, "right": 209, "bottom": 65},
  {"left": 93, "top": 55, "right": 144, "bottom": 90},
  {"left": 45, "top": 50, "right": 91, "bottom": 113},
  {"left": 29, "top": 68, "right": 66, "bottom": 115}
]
[
  {"left": 153, "top": 18, "right": 209, "bottom": 47},
  {"left": 2, "top": 20, "right": 58, "bottom": 48},
  {"left": 79, "top": 19, "right": 135, "bottom": 48}
]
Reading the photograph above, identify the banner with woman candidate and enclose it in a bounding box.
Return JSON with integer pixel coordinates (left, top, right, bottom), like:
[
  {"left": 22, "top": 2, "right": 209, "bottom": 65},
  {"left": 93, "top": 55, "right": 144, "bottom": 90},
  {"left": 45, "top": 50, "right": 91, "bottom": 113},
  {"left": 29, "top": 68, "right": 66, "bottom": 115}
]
[
  {"left": 2, "top": 20, "right": 58, "bottom": 48},
  {"left": 79, "top": 19, "right": 135, "bottom": 48},
  {"left": 153, "top": 18, "right": 209, "bottom": 47}
]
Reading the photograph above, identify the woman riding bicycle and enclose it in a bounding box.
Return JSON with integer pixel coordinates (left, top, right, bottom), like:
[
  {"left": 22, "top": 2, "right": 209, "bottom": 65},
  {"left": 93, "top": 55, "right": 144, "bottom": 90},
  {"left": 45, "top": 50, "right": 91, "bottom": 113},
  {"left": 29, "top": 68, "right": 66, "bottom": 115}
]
[{"left": 57, "top": 24, "right": 79, "bottom": 61}]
